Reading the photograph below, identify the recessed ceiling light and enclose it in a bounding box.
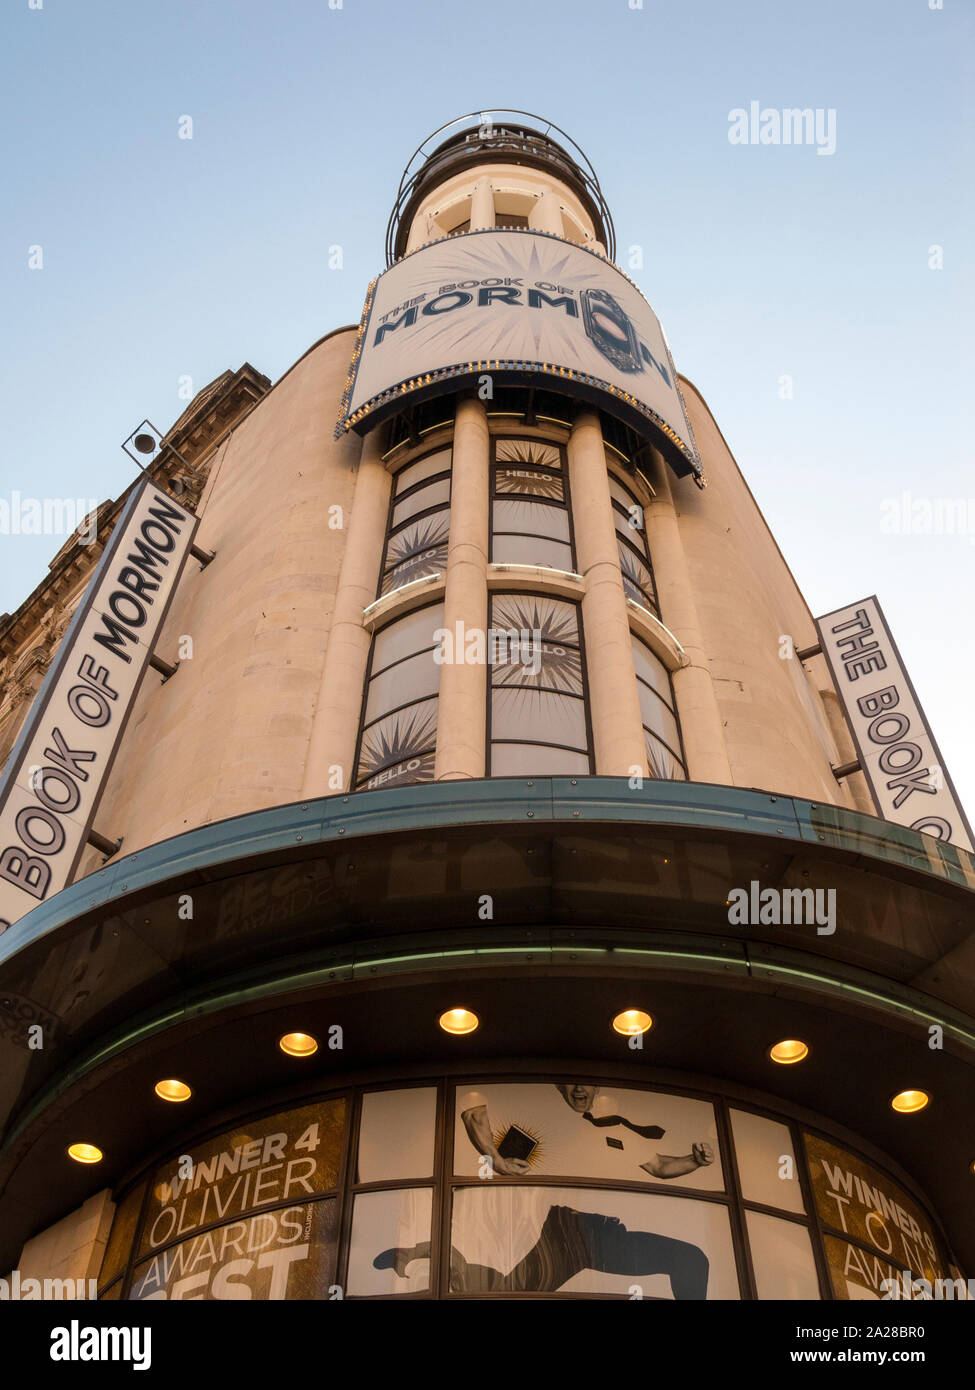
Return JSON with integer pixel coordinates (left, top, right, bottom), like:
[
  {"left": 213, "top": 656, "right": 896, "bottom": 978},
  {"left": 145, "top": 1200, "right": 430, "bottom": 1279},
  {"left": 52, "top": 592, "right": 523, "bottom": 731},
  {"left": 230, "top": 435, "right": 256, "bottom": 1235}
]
[
  {"left": 439, "top": 1008, "right": 479, "bottom": 1035},
  {"left": 154, "top": 1079, "right": 192, "bottom": 1103},
  {"left": 278, "top": 1032, "right": 319, "bottom": 1057},
  {"left": 891, "top": 1089, "right": 929, "bottom": 1114},
  {"left": 67, "top": 1143, "right": 103, "bottom": 1164},
  {"left": 612, "top": 1009, "right": 653, "bottom": 1036},
  {"left": 769, "top": 1039, "right": 809, "bottom": 1065}
]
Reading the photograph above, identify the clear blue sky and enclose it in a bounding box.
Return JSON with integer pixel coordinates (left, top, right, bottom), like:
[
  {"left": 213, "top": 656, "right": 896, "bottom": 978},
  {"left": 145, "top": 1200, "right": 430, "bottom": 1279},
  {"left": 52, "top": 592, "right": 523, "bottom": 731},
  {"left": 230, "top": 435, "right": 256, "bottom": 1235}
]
[{"left": 2, "top": 0, "right": 973, "bottom": 814}]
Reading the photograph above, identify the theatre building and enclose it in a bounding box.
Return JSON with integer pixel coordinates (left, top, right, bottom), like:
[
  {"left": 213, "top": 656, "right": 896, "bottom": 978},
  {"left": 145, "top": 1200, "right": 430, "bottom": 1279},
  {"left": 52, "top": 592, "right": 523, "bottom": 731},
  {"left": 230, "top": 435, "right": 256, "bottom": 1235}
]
[{"left": 1, "top": 113, "right": 973, "bottom": 1302}]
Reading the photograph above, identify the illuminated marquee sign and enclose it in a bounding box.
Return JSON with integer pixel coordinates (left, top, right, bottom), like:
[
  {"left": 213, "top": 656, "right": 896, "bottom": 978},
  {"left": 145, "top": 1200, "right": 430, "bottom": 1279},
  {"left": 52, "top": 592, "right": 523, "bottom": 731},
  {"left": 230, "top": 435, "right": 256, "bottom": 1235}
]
[
  {"left": 815, "top": 596, "right": 973, "bottom": 851},
  {"left": 337, "top": 229, "right": 702, "bottom": 480},
  {"left": 0, "top": 482, "right": 199, "bottom": 930}
]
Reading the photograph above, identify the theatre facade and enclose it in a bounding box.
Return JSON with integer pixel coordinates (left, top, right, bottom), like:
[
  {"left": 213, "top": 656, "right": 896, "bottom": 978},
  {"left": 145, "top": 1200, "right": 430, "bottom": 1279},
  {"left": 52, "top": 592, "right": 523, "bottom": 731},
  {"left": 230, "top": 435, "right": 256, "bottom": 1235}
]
[{"left": 0, "top": 113, "right": 973, "bottom": 1302}]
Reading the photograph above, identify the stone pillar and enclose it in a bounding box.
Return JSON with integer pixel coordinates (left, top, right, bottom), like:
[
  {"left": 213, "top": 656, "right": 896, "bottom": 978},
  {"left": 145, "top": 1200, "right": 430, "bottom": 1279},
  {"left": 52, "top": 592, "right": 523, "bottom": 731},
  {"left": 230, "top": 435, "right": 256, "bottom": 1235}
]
[
  {"left": 643, "top": 449, "right": 733, "bottom": 784},
  {"left": 529, "top": 188, "right": 564, "bottom": 235},
  {"left": 567, "top": 411, "right": 648, "bottom": 777},
  {"left": 17, "top": 1190, "right": 115, "bottom": 1289},
  {"left": 470, "top": 177, "right": 495, "bottom": 230},
  {"left": 301, "top": 428, "right": 391, "bottom": 796},
  {"left": 434, "top": 396, "right": 490, "bottom": 781}
]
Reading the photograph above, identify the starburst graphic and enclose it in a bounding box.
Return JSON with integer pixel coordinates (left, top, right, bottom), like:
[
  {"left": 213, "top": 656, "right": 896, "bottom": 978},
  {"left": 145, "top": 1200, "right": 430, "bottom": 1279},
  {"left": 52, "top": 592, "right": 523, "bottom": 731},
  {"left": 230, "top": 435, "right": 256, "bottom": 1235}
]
[
  {"left": 493, "top": 1119, "right": 548, "bottom": 1171},
  {"left": 382, "top": 514, "right": 449, "bottom": 594},
  {"left": 618, "top": 543, "right": 657, "bottom": 610},
  {"left": 496, "top": 439, "right": 561, "bottom": 469},
  {"left": 357, "top": 702, "right": 438, "bottom": 784}
]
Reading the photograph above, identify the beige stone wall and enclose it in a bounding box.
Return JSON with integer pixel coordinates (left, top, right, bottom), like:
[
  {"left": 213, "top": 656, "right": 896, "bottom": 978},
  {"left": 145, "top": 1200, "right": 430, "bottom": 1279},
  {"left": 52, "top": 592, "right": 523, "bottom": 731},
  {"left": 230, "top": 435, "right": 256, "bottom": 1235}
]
[
  {"left": 668, "top": 378, "right": 865, "bottom": 807},
  {"left": 13, "top": 1189, "right": 114, "bottom": 1286},
  {"left": 74, "top": 332, "right": 362, "bottom": 874}
]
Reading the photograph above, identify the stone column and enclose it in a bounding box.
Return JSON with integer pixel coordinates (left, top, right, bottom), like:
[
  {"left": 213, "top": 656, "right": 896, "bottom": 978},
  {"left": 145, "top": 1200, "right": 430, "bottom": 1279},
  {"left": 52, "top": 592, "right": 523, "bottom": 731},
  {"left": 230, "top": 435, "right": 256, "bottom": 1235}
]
[
  {"left": 301, "top": 428, "right": 391, "bottom": 796},
  {"left": 529, "top": 188, "right": 564, "bottom": 235},
  {"left": 567, "top": 411, "right": 647, "bottom": 777},
  {"left": 470, "top": 177, "right": 495, "bottom": 230},
  {"left": 643, "top": 449, "right": 733, "bottom": 784},
  {"left": 434, "top": 396, "right": 490, "bottom": 781}
]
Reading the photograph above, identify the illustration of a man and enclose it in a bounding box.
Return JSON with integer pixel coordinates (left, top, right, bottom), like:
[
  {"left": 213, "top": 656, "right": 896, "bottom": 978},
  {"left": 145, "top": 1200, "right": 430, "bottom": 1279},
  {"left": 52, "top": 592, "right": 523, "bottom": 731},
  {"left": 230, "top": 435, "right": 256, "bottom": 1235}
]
[{"left": 374, "top": 1081, "right": 715, "bottom": 1297}]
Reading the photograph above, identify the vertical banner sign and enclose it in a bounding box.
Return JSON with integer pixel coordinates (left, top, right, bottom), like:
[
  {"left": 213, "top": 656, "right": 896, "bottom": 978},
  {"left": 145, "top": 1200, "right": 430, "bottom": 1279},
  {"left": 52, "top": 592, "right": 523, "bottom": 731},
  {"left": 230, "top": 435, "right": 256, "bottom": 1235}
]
[
  {"left": 815, "top": 596, "right": 974, "bottom": 852},
  {"left": 0, "top": 483, "right": 199, "bottom": 930}
]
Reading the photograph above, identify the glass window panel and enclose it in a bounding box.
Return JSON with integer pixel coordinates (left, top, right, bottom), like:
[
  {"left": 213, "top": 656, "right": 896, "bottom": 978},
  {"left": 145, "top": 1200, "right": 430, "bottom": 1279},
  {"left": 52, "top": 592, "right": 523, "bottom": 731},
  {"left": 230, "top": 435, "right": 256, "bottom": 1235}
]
[
  {"left": 493, "top": 641, "right": 583, "bottom": 696},
  {"left": 346, "top": 1188, "right": 433, "bottom": 1296},
  {"left": 384, "top": 512, "right": 449, "bottom": 572},
  {"left": 645, "top": 732, "right": 686, "bottom": 781},
  {"left": 491, "top": 594, "right": 579, "bottom": 646},
  {"left": 491, "top": 688, "right": 587, "bottom": 750},
  {"left": 493, "top": 499, "right": 570, "bottom": 542},
  {"left": 636, "top": 681, "right": 681, "bottom": 754},
  {"left": 496, "top": 467, "right": 564, "bottom": 501},
  {"left": 496, "top": 439, "right": 561, "bottom": 469},
  {"left": 358, "top": 749, "right": 436, "bottom": 793},
  {"left": 371, "top": 604, "right": 444, "bottom": 674},
  {"left": 129, "top": 1201, "right": 339, "bottom": 1300},
  {"left": 618, "top": 542, "right": 657, "bottom": 609},
  {"left": 357, "top": 698, "right": 438, "bottom": 785},
  {"left": 138, "top": 1100, "right": 346, "bottom": 1260},
  {"left": 492, "top": 533, "right": 574, "bottom": 571},
  {"left": 364, "top": 648, "right": 440, "bottom": 725},
  {"left": 746, "top": 1211, "right": 821, "bottom": 1300},
  {"left": 391, "top": 477, "right": 450, "bottom": 529},
  {"left": 449, "top": 1186, "right": 739, "bottom": 1299},
  {"left": 357, "top": 1088, "right": 438, "bottom": 1184},
  {"left": 394, "top": 449, "right": 451, "bottom": 495},
  {"left": 381, "top": 548, "right": 447, "bottom": 596},
  {"left": 453, "top": 1083, "right": 723, "bottom": 1189},
  {"left": 631, "top": 636, "right": 672, "bottom": 703},
  {"left": 613, "top": 506, "right": 649, "bottom": 556},
  {"left": 730, "top": 1109, "right": 805, "bottom": 1215},
  {"left": 490, "top": 743, "right": 591, "bottom": 777}
]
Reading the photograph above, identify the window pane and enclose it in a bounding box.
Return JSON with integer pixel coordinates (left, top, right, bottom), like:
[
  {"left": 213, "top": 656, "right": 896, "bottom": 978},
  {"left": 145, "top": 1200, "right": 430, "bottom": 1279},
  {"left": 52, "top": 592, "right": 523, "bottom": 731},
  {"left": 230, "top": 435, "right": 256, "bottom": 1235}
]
[
  {"left": 746, "top": 1212, "right": 821, "bottom": 1300},
  {"left": 357, "top": 699, "right": 438, "bottom": 784},
  {"left": 496, "top": 467, "right": 564, "bottom": 501},
  {"left": 346, "top": 1188, "right": 433, "bottom": 1296},
  {"left": 609, "top": 474, "right": 645, "bottom": 511},
  {"left": 129, "top": 1201, "right": 339, "bottom": 1300},
  {"left": 631, "top": 637, "right": 672, "bottom": 702},
  {"left": 619, "top": 542, "right": 657, "bottom": 609},
  {"left": 492, "top": 534, "right": 574, "bottom": 571},
  {"left": 493, "top": 641, "right": 583, "bottom": 696},
  {"left": 492, "top": 594, "right": 579, "bottom": 646},
  {"left": 496, "top": 439, "right": 561, "bottom": 469},
  {"left": 364, "top": 648, "right": 440, "bottom": 724},
  {"left": 371, "top": 604, "right": 444, "bottom": 674},
  {"left": 391, "top": 477, "right": 450, "bottom": 529},
  {"left": 645, "top": 732, "right": 686, "bottom": 780},
  {"left": 613, "top": 506, "right": 649, "bottom": 556},
  {"left": 383, "top": 512, "right": 449, "bottom": 584},
  {"left": 494, "top": 498, "right": 570, "bottom": 542},
  {"left": 394, "top": 449, "right": 451, "bottom": 495},
  {"left": 357, "top": 1088, "right": 438, "bottom": 1183},
  {"left": 358, "top": 749, "right": 436, "bottom": 793},
  {"left": 636, "top": 681, "right": 681, "bottom": 753},
  {"left": 730, "top": 1109, "right": 805, "bottom": 1214},
  {"left": 492, "top": 688, "right": 587, "bottom": 750},
  {"left": 450, "top": 1187, "right": 739, "bottom": 1298},
  {"left": 491, "top": 743, "right": 591, "bottom": 776}
]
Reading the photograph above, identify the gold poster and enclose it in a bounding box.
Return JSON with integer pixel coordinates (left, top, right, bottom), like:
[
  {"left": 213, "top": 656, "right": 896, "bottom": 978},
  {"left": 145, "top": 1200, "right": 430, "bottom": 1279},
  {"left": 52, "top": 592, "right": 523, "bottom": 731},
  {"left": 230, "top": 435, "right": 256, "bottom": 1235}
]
[{"left": 804, "top": 1133, "right": 945, "bottom": 1299}]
